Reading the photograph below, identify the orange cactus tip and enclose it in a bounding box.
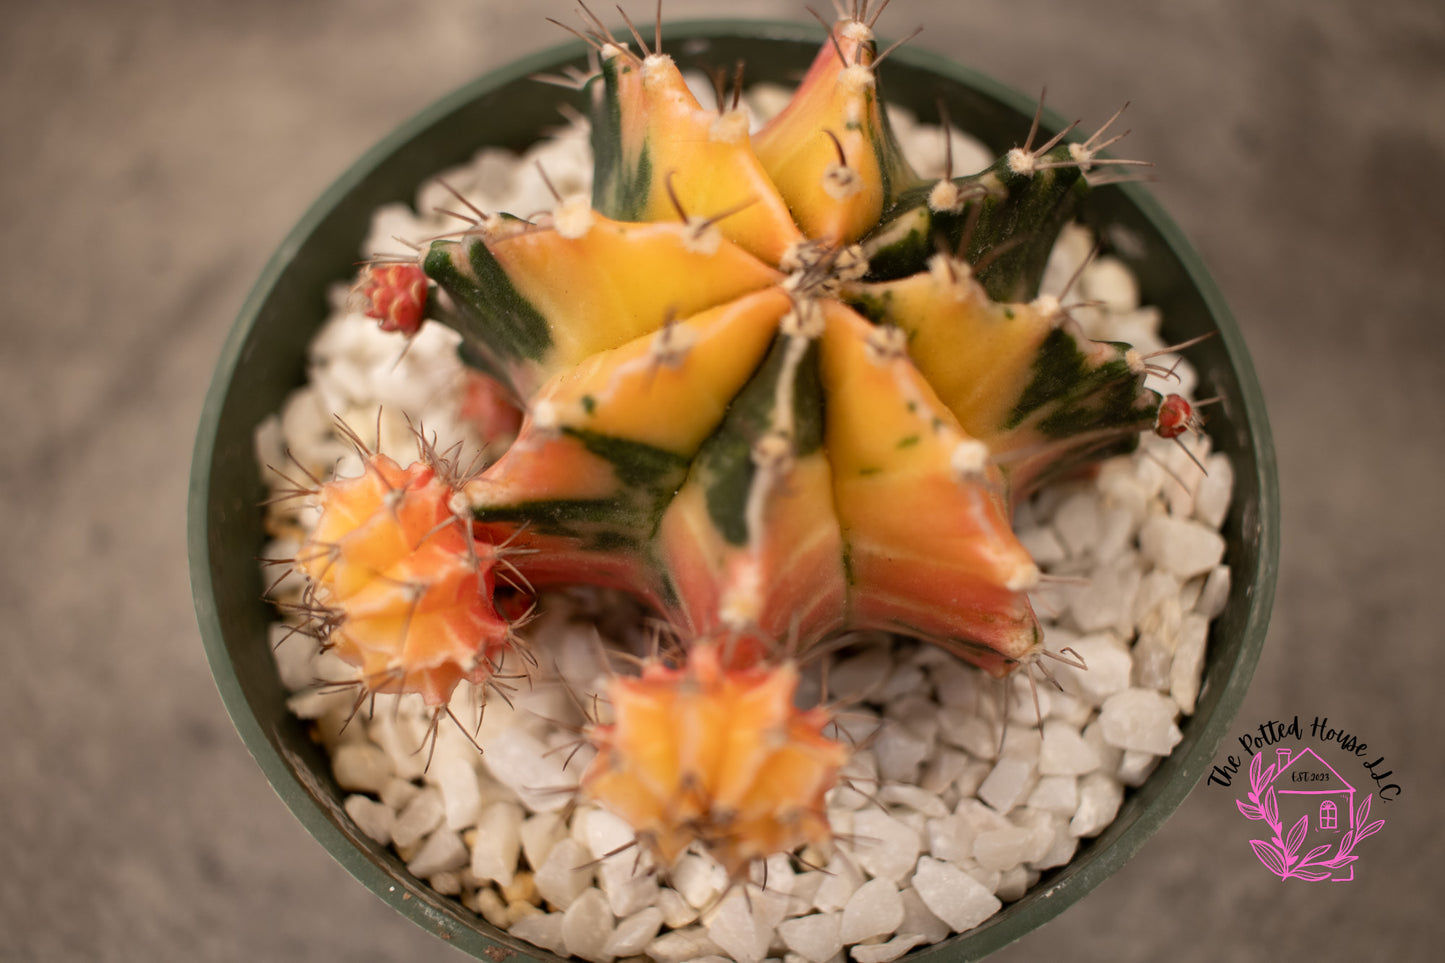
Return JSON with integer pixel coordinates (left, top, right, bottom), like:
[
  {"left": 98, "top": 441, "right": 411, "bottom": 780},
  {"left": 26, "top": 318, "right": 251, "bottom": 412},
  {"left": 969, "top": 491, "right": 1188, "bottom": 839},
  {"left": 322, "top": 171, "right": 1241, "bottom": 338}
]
[
  {"left": 297, "top": 450, "right": 514, "bottom": 707},
  {"left": 581, "top": 641, "right": 847, "bottom": 877},
  {"left": 356, "top": 263, "right": 428, "bottom": 336}
]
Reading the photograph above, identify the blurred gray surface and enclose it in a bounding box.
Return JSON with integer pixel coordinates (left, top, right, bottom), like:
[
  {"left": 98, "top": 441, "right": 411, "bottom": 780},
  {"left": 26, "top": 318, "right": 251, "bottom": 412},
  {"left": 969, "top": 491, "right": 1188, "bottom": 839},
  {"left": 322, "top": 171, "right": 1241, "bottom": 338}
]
[{"left": 2, "top": 0, "right": 1441, "bottom": 959}]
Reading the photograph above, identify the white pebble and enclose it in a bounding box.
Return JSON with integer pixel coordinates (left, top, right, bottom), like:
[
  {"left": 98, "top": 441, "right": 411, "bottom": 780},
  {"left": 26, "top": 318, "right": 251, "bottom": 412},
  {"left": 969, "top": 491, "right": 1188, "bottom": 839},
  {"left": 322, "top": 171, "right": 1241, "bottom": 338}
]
[
  {"left": 1118, "top": 749, "right": 1162, "bottom": 787},
  {"left": 973, "top": 826, "right": 1031, "bottom": 872},
  {"left": 977, "top": 757, "right": 1037, "bottom": 814},
  {"left": 871, "top": 720, "right": 932, "bottom": 783},
  {"left": 850, "top": 810, "right": 922, "bottom": 883},
  {"left": 379, "top": 776, "right": 421, "bottom": 812},
  {"left": 604, "top": 907, "right": 664, "bottom": 958},
  {"left": 1052, "top": 633, "right": 1133, "bottom": 706},
  {"left": 511, "top": 911, "right": 567, "bottom": 956},
  {"left": 646, "top": 928, "right": 725, "bottom": 963},
  {"left": 672, "top": 852, "right": 727, "bottom": 909},
  {"left": 1069, "top": 557, "right": 1142, "bottom": 634},
  {"left": 1081, "top": 255, "right": 1139, "bottom": 310},
  {"left": 996, "top": 866, "right": 1032, "bottom": 902},
  {"left": 851, "top": 934, "right": 929, "bottom": 963},
  {"left": 707, "top": 889, "right": 770, "bottom": 963},
  {"left": 897, "top": 886, "right": 951, "bottom": 943},
  {"left": 911, "top": 856, "right": 1002, "bottom": 931},
  {"left": 1170, "top": 613, "right": 1210, "bottom": 713},
  {"left": 1037, "top": 720, "right": 1101, "bottom": 776},
  {"left": 331, "top": 742, "right": 393, "bottom": 794},
  {"left": 812, "top": 852, "right": 864, "bottom": 912},
  {"left": 562, "top": 888, "right": 616, "bottom": 963},
  {"left": 840, "top": 877, "right": 905, "bottom": 944},
  {"left": 430, "top": 757, "right": 482, "bottom": 831},
  {"left": 657, "top": 887, "right": 699, "bottom": 928},
  {"left": 520, "top": 811, "right": 566, "bottom": 871},
  {"left": 406, "top": 828, "right": 469, "bottom": 878},
  {"left": 482, "top": 726, "right": 574, "bottom": 812},
  {"left": 469, "top": 801, "right": 523, "bottom": 886},
  {"left": 1195, "top": 565, "right": 1231, "bottom": 620},
  {"left": 828, "top": 646, "right": 894, "bottom": 701},
  {"left": 938, "top": 708, "right": 1001, "bottom": 760},
  {"left": 343, "top": 794, "right": 394, "bottom": 845},
  {"left": 1099, "top": 688, "right": 1183, "bottom": 755},
  {"left": 1193, "top": 453, "right": 1234, "bottom": 529},
  {"left": 1139, "top": 515, "right": 1226, "bottom": 579},
  {"left": 1052, "top": 491, "right": 1102, "bottom": 557},
  {"left": 779, "top": 912, "right": 843, "bottom": 963},
  {"left": 878, "top": 783, "right": 950, "bottom": 818},
  {"left": 1025, "top": 775, "right": 1079, "bottom": 815},
  {"left": 1017, "top": 525, "right": 1068, "bottom": 566},
  {"left": 392, "top": 788, "right": 445, "bottom": 849},
  {"left": 1070, "top": 772, "right": 1125, "bottom": 838},
  {"left": 534, "top": 838, "right": 592, "bottom": 910}
]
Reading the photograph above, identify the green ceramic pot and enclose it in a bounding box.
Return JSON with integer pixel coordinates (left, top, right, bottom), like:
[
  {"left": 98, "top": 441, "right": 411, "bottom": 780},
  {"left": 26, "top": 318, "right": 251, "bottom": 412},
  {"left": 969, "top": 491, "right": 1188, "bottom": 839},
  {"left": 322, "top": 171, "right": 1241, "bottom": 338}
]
[{"left": 189, "top": 20, "right": 1278, "bottom": 961}]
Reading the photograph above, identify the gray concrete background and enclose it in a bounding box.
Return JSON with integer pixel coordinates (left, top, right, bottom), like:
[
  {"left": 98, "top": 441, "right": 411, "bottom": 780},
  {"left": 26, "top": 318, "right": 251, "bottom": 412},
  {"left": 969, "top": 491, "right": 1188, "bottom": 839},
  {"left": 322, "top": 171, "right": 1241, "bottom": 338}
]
[{"left": 3, "top": 0, "right": 1442, "bottom": 959}]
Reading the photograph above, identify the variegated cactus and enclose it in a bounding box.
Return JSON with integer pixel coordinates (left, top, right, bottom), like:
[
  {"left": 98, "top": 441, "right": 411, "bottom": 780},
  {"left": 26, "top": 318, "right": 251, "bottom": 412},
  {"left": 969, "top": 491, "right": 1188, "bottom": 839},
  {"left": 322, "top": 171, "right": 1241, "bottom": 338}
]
[{"left": 319, "top": 2, "right": 1163, "bottom": 873}]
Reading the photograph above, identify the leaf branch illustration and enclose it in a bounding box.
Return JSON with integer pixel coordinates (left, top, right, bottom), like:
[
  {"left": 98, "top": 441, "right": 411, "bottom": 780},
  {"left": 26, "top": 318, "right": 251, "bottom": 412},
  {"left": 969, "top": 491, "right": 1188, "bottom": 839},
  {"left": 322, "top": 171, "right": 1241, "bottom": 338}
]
[{"left": 1239, "top": 775, "right": 1386, "bottom": 880}]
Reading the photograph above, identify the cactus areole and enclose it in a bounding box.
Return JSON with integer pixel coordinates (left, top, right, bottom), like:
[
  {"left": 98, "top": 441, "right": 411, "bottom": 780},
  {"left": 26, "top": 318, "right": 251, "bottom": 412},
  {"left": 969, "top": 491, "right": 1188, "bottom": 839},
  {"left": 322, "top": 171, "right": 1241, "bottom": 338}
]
[{"left": 307, "top": 7, "right": 1170, "bottom": 875}]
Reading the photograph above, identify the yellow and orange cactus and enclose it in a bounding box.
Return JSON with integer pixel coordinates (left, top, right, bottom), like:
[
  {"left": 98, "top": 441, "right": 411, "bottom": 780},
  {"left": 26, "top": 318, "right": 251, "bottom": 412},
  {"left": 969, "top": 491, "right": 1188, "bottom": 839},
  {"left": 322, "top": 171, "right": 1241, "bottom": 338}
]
[
  {"left": 582, "top": 641, "right": 846, "bottom": 877},
  {"left": 296, "top": 446, "right": 514, "bottom": 708},
  {"left": 299, "top": 3, "right": 1164, "bottom": 871}
]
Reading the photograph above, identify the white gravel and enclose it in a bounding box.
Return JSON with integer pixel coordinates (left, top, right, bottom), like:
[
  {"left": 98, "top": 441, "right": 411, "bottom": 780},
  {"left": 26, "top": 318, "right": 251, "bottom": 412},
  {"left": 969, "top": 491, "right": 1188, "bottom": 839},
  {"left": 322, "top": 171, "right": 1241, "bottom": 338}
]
[{"left": 256, "top": 78, "right": 1235, "bottom": 963}]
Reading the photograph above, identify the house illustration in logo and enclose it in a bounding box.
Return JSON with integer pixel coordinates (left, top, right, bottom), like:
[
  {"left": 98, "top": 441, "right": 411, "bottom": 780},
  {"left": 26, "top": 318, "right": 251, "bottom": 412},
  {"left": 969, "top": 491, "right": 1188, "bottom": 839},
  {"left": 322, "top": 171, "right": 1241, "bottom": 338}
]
[{"left": 1266, "top": 746, "right": 1357, "bottom": 881}]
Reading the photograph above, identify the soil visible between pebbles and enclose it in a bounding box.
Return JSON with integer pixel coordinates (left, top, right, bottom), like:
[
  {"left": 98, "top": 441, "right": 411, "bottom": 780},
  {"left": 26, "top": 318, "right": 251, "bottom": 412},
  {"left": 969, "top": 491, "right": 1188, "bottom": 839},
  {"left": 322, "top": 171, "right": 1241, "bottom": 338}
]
[{"left": 255, "top": 81, "right": 1232, "bottom": 963}]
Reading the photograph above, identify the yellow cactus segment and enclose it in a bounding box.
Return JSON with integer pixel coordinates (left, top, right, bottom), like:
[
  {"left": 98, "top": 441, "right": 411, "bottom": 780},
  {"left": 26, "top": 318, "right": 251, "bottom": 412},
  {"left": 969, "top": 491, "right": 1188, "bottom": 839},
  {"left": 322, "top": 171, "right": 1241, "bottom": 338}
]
[
  {"left": 606, "top": 51, "right": 805, "bottom": 263},
  {"left": 658, "top": 452, "right": 847, "bottom": 644},
  {"left": 818, "top": 303, "right": 1041, "bottom": 670},
  {"left": 485, "top": 213, "right": 784, "bottom": 374},
  {"left": 297, "top": 453, "right": 512, "bottom": 707},
  {"left": 538, "top": 288, "right": 793, "bottom": 456},
  {"left": 848, "top": 260, "right": 1056, "bottom": 443},
  {"left": 582, "top": 643, "right": 847, "bottom": 875},
  {"left": 750, "top": 19, "right": 920, "bottom": 245}
]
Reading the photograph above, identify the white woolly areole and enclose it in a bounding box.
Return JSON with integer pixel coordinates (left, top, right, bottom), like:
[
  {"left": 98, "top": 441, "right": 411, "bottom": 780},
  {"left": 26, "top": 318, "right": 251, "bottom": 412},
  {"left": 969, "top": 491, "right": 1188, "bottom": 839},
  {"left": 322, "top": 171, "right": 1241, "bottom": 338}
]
[
  {"left": 641, "top": 53, "right": 675, "bottom": 81},
  {"left": 928, "top": 252, "right": 974, "bottom": 296},
  {"left": 928, "top": 179, "right": 966, "bottom": 213},
  {"left": 1125, "top": 347, "right": 1146, "bottom": 374},
  {"left": 833, "top": 244, "right": 869, "bottom": 281},
  {"left": 529, "top": 399, "right": 560, "bottom": 434},
  {"left": 780, "top": 300, "right": 825, "bottom": 339},
  {"left": 676, "top": 219, "right": 723, "bottom": 256},
  {"left": 1005, "top": 559, "right": 1041, "bottom": 592},
  {"left": 447, "top": 491, "right": 470, "bottom": 518},
  {"left": 840, "top": 20, "right": 874, "bottom": 44},
  {"left": 1068, "top": 141, "right": 1096, "bottom": 171},
  {"left": 709, "top": 109, "right": 750, "bottom": 144},
  {"left": 822, "top": 163, "right": 863, "bottom": 200},
  {"left": 553, "top": 196, "right": 595, "bottom": 239},
  {"left": 600, "top": 43, "right": 629, "bottom": 63},
  {"left": 950, "top": 438, "right": 990, "bottom": 479},
  {"left": 649, "top": 322, "right": 697, "bottom": 368},
  {"left": 1030, "top": 294, "right": 1062, "bottom": 322},
  {"left": 864, "top": 325, "right": 909, "bottom": 364},
  {"left": 719, "top": 562, "right": 763, "bottom": 629},
  {"left": 1007, "top": 146, "right": 1038, "bottom": 176},
  {"left": 840, "top": 63, "right": 876, "bottom": 94}
]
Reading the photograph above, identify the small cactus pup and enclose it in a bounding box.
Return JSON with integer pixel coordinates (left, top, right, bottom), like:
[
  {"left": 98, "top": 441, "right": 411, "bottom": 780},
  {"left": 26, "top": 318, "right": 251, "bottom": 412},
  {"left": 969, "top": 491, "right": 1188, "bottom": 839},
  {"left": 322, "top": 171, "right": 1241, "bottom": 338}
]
[
  {"left": 287, "top": 425, "right": 518, "bottom": 716},
  {"left": 331, "top": 1, "right": 1166, "bottom": 871},
  {"left": 581, "top": 639, "right": 847, "bottom": 879}
]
